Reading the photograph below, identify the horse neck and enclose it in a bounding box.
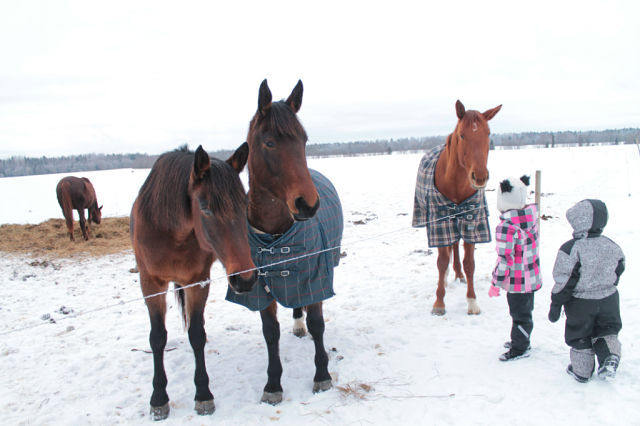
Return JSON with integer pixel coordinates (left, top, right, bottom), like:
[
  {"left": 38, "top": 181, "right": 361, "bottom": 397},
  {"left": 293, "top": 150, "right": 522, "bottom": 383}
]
[
  {"left": 247, "top": 184, "right": 294, "bottom": 235},
  {"left": 435, "top": 136, "right": 475, "bottom": 204}
]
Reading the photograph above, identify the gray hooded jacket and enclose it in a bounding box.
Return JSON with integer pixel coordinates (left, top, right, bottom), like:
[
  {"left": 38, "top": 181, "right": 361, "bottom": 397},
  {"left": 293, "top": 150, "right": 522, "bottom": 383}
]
[{"left": 551, "top": 199, "right": 625, "bottom": 303}]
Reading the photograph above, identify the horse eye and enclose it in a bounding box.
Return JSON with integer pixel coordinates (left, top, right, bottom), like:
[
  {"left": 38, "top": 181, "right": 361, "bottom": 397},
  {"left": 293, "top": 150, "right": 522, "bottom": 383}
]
[
  {"left": 265, "top": 140, "right": 275, "bottom": 148},
  {"left": 460, "top": 134, "right": 465, "bottom": 140},
  {"left": 199, "top": 200, "right": 213, "bottom": 216}
]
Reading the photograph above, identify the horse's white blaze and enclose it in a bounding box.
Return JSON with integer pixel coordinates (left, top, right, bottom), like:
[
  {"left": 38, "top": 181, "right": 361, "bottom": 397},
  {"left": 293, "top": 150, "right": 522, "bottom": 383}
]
[{"left": 467, "top": 298, "right": 481, "bottom": 314}]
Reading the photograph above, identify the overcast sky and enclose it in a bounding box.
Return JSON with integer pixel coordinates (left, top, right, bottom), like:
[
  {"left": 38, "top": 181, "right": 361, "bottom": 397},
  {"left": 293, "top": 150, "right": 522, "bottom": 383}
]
[{"left": 1, "top": 0, "right": 638, "bottom": 158}]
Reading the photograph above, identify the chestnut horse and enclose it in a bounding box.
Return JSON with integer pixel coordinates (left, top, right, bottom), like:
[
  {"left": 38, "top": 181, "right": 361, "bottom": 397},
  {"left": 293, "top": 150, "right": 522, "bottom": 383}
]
[
  {"left": 413, "top": 100, "right": 501, "bottom": 315},
  {"left": 56, "top": 176, "right": 102, "bottom": 241},
  {"left": 131, "top": 145, "right": 257, "bottom": 420},
  {"left": 226, "top": 80, "right": 343, "bottom": 404}
]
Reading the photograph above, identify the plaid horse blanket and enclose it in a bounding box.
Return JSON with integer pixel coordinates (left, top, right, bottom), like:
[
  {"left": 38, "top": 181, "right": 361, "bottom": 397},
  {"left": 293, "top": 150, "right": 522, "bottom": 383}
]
[
  {"left": 226, "top": 169, "right": 343, "bottom": 311},
  {"left": 412, "top": 144, "right": 491, "bottom": 248}
]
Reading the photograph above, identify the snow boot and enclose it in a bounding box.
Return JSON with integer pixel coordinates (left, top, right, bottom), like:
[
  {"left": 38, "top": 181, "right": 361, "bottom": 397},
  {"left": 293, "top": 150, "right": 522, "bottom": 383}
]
[
  {"left": 597, "top": 355, "right": 619, "bottom": 379},
  {"left": 504, "top": 341, "right": 531, "bottom": 350},
  {"left": 566, "top": 364, "right": 590, "bottom": 383},
  {"left": 499, "top": 346, "right": 530, "bottom": 361}
]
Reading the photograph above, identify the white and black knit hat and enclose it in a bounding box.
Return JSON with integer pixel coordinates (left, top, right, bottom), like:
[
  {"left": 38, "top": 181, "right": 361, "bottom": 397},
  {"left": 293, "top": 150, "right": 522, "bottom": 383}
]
[{"left": 497, "top": 175, "right": 530, "bottom": 212}]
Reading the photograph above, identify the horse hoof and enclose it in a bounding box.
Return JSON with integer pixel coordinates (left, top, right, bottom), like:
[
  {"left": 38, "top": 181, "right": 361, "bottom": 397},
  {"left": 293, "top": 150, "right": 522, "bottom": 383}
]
[
  {"left": 261, "top": 391, "right": 283, "bottom": 405},
  {"left": 313, "top": 379, "right": 332, "bottom": 393},
  {"left": 150, "top": 403, "right": 170, "bottom": 421},
  {"left": 293, "top": 327, "right": 307, "bottom": 337},
  {"left": 431, "top": 307, "right": 446, "bottom": 316},
  {"left": 293, "top": 317, "right": 307, "bottom": 337},
  {"left": 195, "top": 399, "right": 215, "bottom": 415},
  {"left": 467, "top": 298, "right": 481, "bottom": 315}
]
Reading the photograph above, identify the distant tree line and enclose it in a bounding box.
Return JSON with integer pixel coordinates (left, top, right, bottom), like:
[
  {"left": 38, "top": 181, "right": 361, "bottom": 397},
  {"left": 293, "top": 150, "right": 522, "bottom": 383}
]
[{"left": 1, "top": 128, "right": 638, "bottom": 178}]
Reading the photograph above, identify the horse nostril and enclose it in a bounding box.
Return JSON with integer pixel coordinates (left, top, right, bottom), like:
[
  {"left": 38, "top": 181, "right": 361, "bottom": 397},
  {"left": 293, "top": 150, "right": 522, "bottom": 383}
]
[
  {"left": 293, "top": 196, "right": 320, "bottom": 221},
  {"left": 229, "top": 270, "right": 257, "bottom": 294},
  {"left": 471, "top": 172, "right": 476, "bottom": 181}
]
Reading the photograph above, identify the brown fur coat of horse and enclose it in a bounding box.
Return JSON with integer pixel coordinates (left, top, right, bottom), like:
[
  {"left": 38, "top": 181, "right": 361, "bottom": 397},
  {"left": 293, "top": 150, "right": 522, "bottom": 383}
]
[{"left": 56, "top": 176, "right": 102, "bottom": 241}]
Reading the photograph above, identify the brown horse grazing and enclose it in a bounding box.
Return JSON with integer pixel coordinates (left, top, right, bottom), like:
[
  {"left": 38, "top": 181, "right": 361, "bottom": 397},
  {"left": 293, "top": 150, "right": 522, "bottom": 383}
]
[
  {"left": 56, "top": 176, "right": 102, "bottom": 241},
  {"left": 413, "top": 100, "right": 501, "bottom": 315},
  {"left": 225, "top": 80, "right": 343, "bottom": 405},
  {"left": 131, "top": 145, "right": 258, "bottom": 420}
]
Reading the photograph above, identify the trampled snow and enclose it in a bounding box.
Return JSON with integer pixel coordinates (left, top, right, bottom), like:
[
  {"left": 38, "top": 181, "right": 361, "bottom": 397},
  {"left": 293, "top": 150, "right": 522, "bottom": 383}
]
[{"left": 1, "top": 145, "right": 639, "bottom": 425}]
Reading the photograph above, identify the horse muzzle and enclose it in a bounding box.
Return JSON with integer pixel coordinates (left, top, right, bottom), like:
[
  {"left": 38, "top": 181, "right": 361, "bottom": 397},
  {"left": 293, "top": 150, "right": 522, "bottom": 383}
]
[
  {"left": 292, "top": 196, "right": 320, "bottom": 221},
  {"left": 228, "top": 270, "right": 258, "bottom": 294},
  {"left": 470, "top": 171, "right": 489, "bottom": 190}
]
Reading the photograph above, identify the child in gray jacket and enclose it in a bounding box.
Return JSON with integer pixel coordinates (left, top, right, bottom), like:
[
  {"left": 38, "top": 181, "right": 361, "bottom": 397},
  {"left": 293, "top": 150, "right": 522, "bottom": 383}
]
[{"left": 548, "top": 199, "right": 625, "bottom": 382}]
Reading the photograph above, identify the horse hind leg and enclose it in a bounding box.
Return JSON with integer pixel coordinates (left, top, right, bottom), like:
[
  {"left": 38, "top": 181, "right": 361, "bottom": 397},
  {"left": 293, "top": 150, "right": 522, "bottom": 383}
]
[
  {"left": 60, "top": 197, "right": 75, "bottom": 241},
  {"left": 451, "top": 240, "right": 466, "bottom": 283},
  {"left": 184, "top": 285, "right": 215, "bottom": 415},
  {"left": 306, "top": 302, "right": 332, "bottom": 393},
  {"left": 260, "top": 301, "right": 283, "bottom": 405},
  {"left": 292, "top": 307, "right": 306, "bottom": 337}
]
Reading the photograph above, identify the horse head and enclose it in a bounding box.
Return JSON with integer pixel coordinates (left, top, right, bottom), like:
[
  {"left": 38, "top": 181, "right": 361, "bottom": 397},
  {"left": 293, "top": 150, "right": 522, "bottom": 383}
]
[
  {"left": 245, "top": 79, "right": 319, "bottom": 227},
  {"left": 451, "top": 100, "right": 502, "bottom": 190},
  {"left": 89, "top": 204, "right": 102, "bottom": 224},
  {"left": 189, "top": 145, "right": 257, "bottom": 294}
]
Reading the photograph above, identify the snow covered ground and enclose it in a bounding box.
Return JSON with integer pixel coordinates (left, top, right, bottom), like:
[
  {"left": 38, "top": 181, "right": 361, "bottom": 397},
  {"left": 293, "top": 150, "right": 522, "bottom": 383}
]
[{"left": 1, "top": 145, "right": 639, "bottom": 425}]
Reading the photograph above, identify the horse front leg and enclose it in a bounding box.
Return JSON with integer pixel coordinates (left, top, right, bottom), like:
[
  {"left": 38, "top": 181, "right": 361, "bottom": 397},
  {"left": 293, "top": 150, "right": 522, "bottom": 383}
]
[
  {"left": 463, "top": 242, "right": 481, "bottom": 315},
  {"left": 260, "top": 301, "right": 283, "bottom": 404},
  {"left": 141, "top": 273, "right": 171, "bottom": 420},
  {"left": 292, "top": 307, "right": 306, "bottom": 337},
  {"left": 77, "top": 208, "right": 90, "bottom": 240},
  {"left": 186, "top": 286, "right": 215, "bottom": 415},
  {"left": 306, "top": 302, "right": 331, "bottom": 392},
  {"left": 432, "top": 247, "right": 451, "bottom": 315}
]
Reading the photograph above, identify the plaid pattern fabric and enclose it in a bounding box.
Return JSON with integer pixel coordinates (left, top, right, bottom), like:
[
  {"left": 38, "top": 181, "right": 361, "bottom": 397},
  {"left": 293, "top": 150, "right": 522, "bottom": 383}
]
[
  {"left": 226, "top": 169, "right": 343, "bottom": 311},
  {"left": 491, "top": 204, "right": 542, "bottom": 293},
  {"left": 412, "top": 144, "right": 491, "bottom": 247}
]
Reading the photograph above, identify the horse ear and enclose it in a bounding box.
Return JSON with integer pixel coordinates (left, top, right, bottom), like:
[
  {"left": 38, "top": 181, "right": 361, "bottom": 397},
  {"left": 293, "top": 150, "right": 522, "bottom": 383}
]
[
  {"left": 483, "top": 104, "right": 502, "bottom": 121},
  {"left": 286, "top": 80, "right": 303, "bottom": 113},
  {"left": 226, "top": 142, "right": 249, "bottom": 173},
  {"left": 520, "top": 175, "right": 530, "bottom": 186},
  {"left": 455, "top": 100, "right": 465, "bottom": 120},
  {"left": 258, "top": 79, "right": 272, "bottom": 116},
  {"left": 193, "top": 145, "right": 211, "bottom": 181}
]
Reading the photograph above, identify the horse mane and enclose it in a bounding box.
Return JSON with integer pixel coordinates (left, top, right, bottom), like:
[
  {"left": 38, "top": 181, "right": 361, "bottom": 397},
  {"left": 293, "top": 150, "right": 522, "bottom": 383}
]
[
  {"left": 250, "top": 101, "right": 308, "bottom": 141},
  {"left": 137, "top": 149, "right": 246, "bottom": 233}
]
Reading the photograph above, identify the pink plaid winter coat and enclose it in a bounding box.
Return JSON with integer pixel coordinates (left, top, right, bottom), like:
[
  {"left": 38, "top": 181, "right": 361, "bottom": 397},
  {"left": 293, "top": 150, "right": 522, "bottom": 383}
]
[{"left": 491, "top": 204, "right": 542, "bottom": 293}]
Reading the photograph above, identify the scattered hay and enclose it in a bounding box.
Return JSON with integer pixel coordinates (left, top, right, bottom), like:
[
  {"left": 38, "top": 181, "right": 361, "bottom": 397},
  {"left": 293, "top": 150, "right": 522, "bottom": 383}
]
[
  {"left": 336, "top": 382, "right": 374, "bottom": 400},
  {"left": 0, "top": 217, "right": 132, "bottom": 260}
]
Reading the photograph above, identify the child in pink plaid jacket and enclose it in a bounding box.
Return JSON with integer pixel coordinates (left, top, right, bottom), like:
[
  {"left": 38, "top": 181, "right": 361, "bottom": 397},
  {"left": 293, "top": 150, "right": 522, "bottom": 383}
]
[{"left": 489, "top": 175, "right": 542, "bottom": 361}]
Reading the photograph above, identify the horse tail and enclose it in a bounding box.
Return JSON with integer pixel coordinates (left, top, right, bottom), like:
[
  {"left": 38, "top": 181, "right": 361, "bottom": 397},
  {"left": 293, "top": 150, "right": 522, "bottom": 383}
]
[{"left": 174, "top": 283, "right": 188, "bottom": 329}]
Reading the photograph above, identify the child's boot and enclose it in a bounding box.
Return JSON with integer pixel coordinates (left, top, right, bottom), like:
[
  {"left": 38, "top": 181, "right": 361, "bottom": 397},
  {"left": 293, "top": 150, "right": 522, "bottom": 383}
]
[
  {"left": 594, "top": 336, "right": 621, "bottom": 380},
  {"left": 567, "top": 348, "right": 595, "bottom": 382}
]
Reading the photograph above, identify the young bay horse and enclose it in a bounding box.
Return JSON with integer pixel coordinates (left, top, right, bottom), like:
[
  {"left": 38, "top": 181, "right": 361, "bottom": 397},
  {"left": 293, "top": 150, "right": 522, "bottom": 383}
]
[
  {"left": 56, "top": 176, "right": 102, "bottom": 241},
  {"left": 225, "top": 80, "right": 343, "bottom": 405},
  {"left": 131, "top": 145, "right": 258, "bottom": 420},
  {"left": 413, "top": 100, "right": 501, "bottom": 315}
]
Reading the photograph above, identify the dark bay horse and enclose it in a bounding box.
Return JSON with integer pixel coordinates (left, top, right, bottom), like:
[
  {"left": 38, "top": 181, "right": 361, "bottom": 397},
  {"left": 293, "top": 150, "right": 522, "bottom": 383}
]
[
  {"left": 226, "top": 80, "right": 343, "bottom": 405},
  {"left": 131, "top": 145, "right": 257, "bottom": 420},
  {"left": 56, "top": 176, "right": 102, "bottom": 241},
  {"left": 413, "top": 100, "right": 501, "bottom": 315}
]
